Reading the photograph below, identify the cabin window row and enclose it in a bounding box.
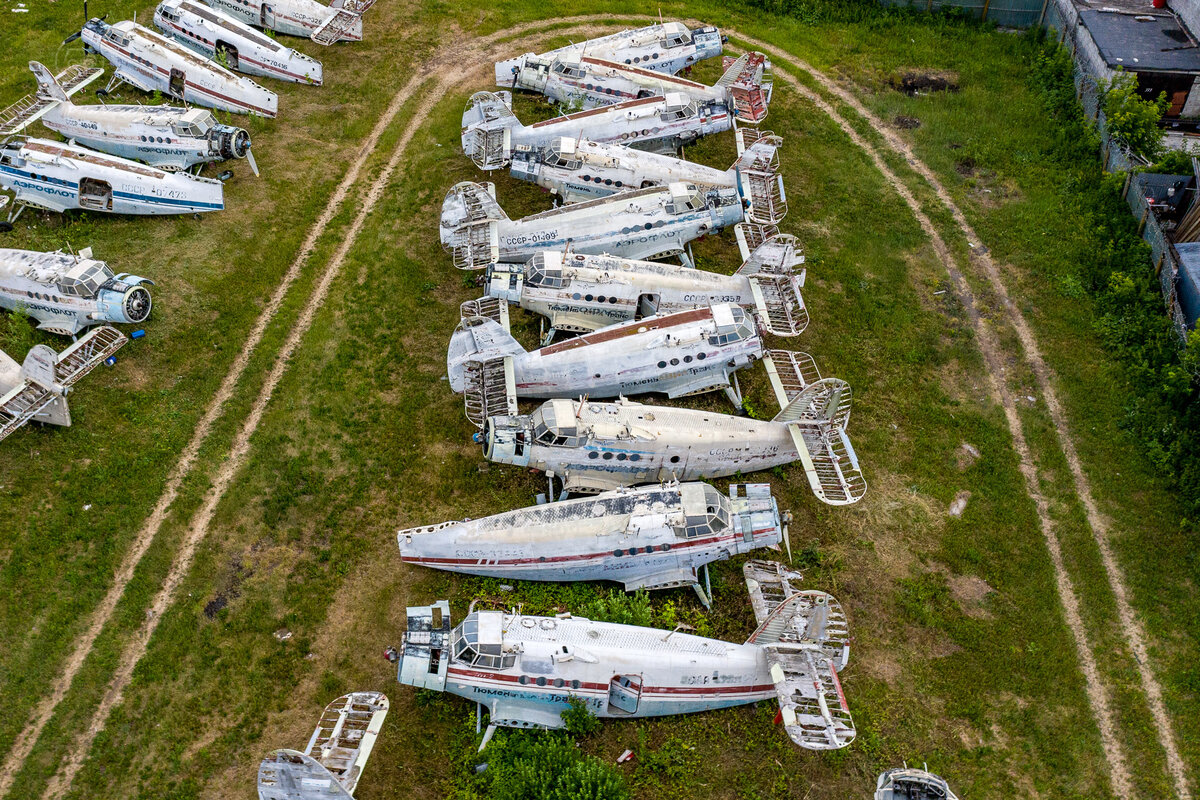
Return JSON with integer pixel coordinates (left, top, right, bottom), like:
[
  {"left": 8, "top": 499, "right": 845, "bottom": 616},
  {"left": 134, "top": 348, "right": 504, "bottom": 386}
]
[
  {"left": 569, "top": 293, "right": 620, "bottom": 304},
  {"left": 579, "top": 175, "right": 625, "bottom": 188},
  {"left": 516, "top": 675, "right": 582, "bottom": 688},
  {"left": 657, "top": 354, "right": 706, "bottom": 368},
  {"left": 614, "top": 543, "right": 671, "bottom": 556},
  {"left": 582, "top": 84, "right": 623, "bottom": 97},
  {"left": 624, "top": 53, "right": 662, "bottom": 64},
  {"left": 586, "top": 451, "right": 642, "bottom": 461},
  {"left": 140, "top": 135, "right": 175, "bottom": 144}
]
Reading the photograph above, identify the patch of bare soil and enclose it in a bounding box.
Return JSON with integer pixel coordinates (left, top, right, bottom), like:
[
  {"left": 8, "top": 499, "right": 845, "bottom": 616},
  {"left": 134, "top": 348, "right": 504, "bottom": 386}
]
[
  {"left": 894, "top": 114, "right": 921, "bottom": 129},
  {"left": 891, "top": 70, "right": 960, "bottom": 96}
]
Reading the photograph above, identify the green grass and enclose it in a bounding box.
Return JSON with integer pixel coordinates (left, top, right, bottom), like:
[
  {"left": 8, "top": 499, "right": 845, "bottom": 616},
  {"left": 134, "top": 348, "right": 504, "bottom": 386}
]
[{"left": 0, "top": 3, "right": 1195, "bottom": 799}]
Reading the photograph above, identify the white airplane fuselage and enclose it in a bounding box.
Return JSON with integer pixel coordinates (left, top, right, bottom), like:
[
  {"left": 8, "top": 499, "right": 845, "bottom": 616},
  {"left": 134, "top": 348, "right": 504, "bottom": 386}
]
[
  {"left": 0, "top": 138, "right": 223, "bottom": 216},
  {"left": 154, "top": 0, "right": 324, "bottom": 85},
  {"left": 201, "top": 0, "right": 362, "bottom": 42},
  {"left": 511, "top": 137, "right": 734, "bottom": 203},
  {"left": 82, "top": 18, "right": 278, "bottom": 117},
  {"left": 495, "top": 23, "right": 724, "bottom": 82},
  {"left": 0, "top": 249, "right": 152, "bottom": 336},
  {"left": 441, "top": 182, "right": 744, "bottom": 268},
  {"left": 485, "top": 251, "right": 784, "bottom": 334},
  {"left": 398, "top": 483, "right": 784, "bottom": 589},
  {"left": 39, "top": 102, "right": 249, "bottom": 172},
  {"left": 448, "top": 304, "right": 760, "bottom": 401},
  {"left": 400, "top": 607, "right": 775, "bottom": 724},
  {"left": 509, "top": 55, "right": 728, "bottom": 110},
  {"left": 483, "top": 397, "right": 799, "bottom": 493},
  {"left": 462, "top": 91, "right": 731, "bottom": 169}
]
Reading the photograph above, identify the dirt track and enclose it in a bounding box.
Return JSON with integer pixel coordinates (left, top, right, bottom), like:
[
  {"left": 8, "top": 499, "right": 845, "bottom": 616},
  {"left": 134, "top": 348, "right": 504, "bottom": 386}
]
[{"left": 2, "top": 16, "right": 1189, "bottom": 800}]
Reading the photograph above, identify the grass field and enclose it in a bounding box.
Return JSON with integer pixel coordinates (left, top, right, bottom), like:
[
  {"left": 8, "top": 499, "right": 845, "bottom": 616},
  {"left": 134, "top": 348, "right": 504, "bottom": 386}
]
[{"left": 0, "top": 2, "right": 1196, "bottom": 799}]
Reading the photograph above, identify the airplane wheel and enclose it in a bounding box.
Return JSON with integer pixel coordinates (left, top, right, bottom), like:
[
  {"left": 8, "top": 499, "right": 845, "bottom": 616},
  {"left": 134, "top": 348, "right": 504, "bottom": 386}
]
[{"left": 0, "top": 222, "right": 13, "bottom": 233}]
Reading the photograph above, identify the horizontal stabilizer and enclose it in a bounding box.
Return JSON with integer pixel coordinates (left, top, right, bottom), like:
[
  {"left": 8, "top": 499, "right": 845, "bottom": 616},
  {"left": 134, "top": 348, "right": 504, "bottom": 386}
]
[
  {"left": 460, "top": 296, "right": 511, "bottom": 331},
  {"left": 774, "top": 378, "right": 866, "bottom": 506},
  {"left": 0, "top": 92, "right": 58, "bottom": 136},
  {"left": 734, "top": 222, "right": 781, "bottom": 263},
  {"left": 739, "top": 236, "right": 807, "bottom": 334},
  {"left": 743, "top": 560, "right": 854, "bottom": 750},
  {"left": 447, "top": 316, "right": 524, "bottom": 390},
  {"left": 460, "top": 355, "right": 517, "bottom": 428},
  {"left": 257, "top": 750, "right": 354, "bottom": 800},
  {"left": 462, "top": 92, "right": 518, "bottom": 169},
  {"left": 0, "top": 326, "right": 125, "bottom": 443},
  {"left": 53, "top": 64, "right": 105, "bottom": 96},
  {"left": 441, "top": 182, "right": 504, "bottom": 269}
]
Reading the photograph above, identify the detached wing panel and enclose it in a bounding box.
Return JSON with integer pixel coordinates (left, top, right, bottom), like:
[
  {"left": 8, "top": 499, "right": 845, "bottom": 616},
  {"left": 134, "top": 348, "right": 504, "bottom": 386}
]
[{"left": 768, "top": 649, "right": 855, "bottom": 750}]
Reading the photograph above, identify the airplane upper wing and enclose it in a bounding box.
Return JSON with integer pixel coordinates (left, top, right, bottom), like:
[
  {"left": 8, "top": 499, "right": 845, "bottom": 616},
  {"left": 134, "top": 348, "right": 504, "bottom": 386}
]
[{"left": 743, "top": 560, "right": 855, "bottom": 750}]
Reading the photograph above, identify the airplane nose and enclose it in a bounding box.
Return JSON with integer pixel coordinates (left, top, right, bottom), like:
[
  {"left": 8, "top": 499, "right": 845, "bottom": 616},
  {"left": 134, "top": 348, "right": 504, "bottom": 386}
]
[
  {"left": 124, "top": 286, "right": 152, "bottom": 323},
  {"left": 480, "top": 418, "right": 493, "bottom": 457},
  {"left": 233, "top": 130, "right": 251, "bottom": 159}
]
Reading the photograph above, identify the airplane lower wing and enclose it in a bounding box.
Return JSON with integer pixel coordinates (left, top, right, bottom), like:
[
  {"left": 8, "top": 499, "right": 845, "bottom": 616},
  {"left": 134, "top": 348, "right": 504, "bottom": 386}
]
[
  {"left": 256, "top": 692, "right": 389, "bottom": 800},
  {"left": 561, "top": 471, "right": 633, "bottom": 494},
  {"left": 743, "top": 560, "right": 855, "bottom": 750},
  {"left": 622, "top": 566, "right": 700, "bottom": 592}
]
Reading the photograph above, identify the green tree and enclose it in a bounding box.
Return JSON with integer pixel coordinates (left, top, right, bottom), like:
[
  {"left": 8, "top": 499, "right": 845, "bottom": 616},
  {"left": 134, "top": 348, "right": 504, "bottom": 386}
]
[{"left": 1101, "top": 70, "right": 1168, "bottom": 160}]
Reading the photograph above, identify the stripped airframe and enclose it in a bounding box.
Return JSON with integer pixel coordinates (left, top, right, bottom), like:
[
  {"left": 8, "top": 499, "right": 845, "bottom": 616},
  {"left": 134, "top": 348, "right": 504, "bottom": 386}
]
[
  {"left": 461, "top": 90, "right": 732, "bottom": 170},
  {"left": 474, "top": 233, "right": 807, "bottom": 340},
  {"left": 398, "top": 560, "right": 855, "bottom": 751},
  {"left": 504, "top": 51, "right": 772, "bottom": 123},
  {"left": 202, "top": 0, "right": 374, "bottom": 45},
  {"left": 495, "top": 22, "right": 725, "bottom": 80},
  {"left": 440, "top": 180, "right": 745, "bottom": 269},
  {"left": 511, "top": 129, "right": 787, "bottom": 225},
  {"left": 399, "top": 482, "right": 789, "bottom": 606}
]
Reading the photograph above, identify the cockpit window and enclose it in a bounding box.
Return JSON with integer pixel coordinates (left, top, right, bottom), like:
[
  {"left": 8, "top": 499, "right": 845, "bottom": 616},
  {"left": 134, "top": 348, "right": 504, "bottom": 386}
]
[
  {"left": 451, "top": 617, "right": 516, "bottom": 670},
  {"left": 660, "top": 102, "right": 697, "bottom": 122},
  {"left": 58, "top": 263, "right": 114, "bottom": 297},
  {"left": 708, "top": 306, "right": 754, "bottom": 346},
  {"left": 527, "top": 255, "right": 565, "bottom": 288},
  {"left": 681, "top": 487, "right": 731, "bottom": 537}
]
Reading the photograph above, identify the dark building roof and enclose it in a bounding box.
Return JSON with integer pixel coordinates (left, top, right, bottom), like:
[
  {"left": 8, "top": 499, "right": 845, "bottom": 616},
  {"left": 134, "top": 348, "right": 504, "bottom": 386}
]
[
  {"left": 1080, "top": 9, "right": 1200, "bottom": 73},
  {"left": 1173, "top": 241, "right": 1200, "bottom": 327}
]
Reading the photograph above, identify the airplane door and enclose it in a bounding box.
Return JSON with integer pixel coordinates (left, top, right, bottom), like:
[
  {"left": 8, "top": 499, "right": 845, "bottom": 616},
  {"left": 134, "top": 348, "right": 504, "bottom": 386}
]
[
  {"left": 261, "top": 3, "right": 275, "bottom": 27},
  {"left": 78, "top": 178, "right": 112, "bottom": 211},
  {"left": 606, "top": 674, "right": 642, "bottom": 715},
  {"left": 634, "top": 293, "right": 659, "bottom": 320},
  {"left": 169, "top": 68, "right": 186, "bottom": 99}
]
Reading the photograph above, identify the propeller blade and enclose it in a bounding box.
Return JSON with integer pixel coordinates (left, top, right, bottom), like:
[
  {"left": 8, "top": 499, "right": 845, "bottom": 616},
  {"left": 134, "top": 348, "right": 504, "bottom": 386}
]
[
  {"left": 245, "top": 146, "right": 260, "bottom": 178},
  {"left": 63, "top": 31, "right": 82, "bottom": 44}
]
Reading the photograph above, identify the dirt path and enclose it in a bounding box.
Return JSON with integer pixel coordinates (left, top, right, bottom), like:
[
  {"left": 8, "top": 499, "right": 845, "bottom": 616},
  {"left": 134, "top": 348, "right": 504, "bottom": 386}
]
[
  {"left": 0, "top": 48, "right": 428, "bottom": 800},
  {"left": 7, "top": 15, "right": 1186, "bottom": 800},
  {"left": 737, "top": 38, "right": 1191, "bottom": 800},
  {"left": 31, "top": 19, "right": 624, "bottom": 800}
]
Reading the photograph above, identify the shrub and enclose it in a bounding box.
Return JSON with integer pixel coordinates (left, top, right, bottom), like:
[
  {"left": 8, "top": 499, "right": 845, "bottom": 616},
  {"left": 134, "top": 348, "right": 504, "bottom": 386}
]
[
  {"left": 1101, "top": 71, "right": 1168, "bottom": 160},
  {"left": 561, "top": 697, "right": 601, "bottom": 737}
]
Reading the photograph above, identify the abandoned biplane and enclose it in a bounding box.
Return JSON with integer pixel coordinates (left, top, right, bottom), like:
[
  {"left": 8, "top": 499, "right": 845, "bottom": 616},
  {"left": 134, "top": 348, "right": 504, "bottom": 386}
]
[
  {"left": 397, "top": 560, "right": 855, "bottom": 750},
  {"left": 496, "top": 22, "right": 725, "bottom": 81},
  {"left": 512, "top": 130, "right": 786, "bottom": 225},
  {"left": 448, "top": 303, "right": 828, "bottom": 425},
  {"left": 440, "top": 180, "right": 743, "bottom": 269},
  {"left": 461, "top": 90, "right": 730, "bottom": 170},
  {"left": 476, "top": 354, "right": 865, "bottom": 505},
  {"left": 154, "top": 0, "right": 324, "bottom": 85},
  {"left": 0, "top": 247, "right": 153, "bottom": 336},
  {"left": 0, "top": 137, "right": 224, "bottom": 222},
  {"left": 475, "top": 233, "right": 807, "bottom": 340},
  {"left": 78, "top": 18, "right": 278, "bottom": 117},
  {"left": 0, "top": 326, "right": 125, "bottom": 444},
  {"left": 506, "top": 51, "right": 772, "bottom": 123},
  {"left": 257, "top": 692, "right": 389, "bottom": 800},
  {"left": 0, "top": 62, "right": 257, "bottom": 175},
  {"left": 875, "top": 766, "right": 960, "bottom": 800},
  {"left": 399, "top": 482, "right": 788, "bottom": 606},
  {"left": 201, "top": 0, "right": 373, "bottom": 45}
]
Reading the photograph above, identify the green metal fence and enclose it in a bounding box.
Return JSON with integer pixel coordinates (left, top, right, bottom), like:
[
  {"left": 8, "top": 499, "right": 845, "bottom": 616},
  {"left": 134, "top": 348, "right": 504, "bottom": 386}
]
[{"left": 878, "top": 0, "right": 1050, "bottom": 27}]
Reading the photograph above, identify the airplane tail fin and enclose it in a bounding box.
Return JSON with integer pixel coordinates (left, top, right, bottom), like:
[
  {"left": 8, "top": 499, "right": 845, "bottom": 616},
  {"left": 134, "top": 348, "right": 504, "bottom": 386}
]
[
  {"left": 462, "top": 91, "right": 518, "bottom": 169},
  {"left": 441, "top": 182, "right": 506, "bottom": 269},
  {"left": 448, "top": 316, "right": 522, "bottom": 427},
  {"left": 30, "top": 62, "right": 69, "bottom": 102},
  {"left": 716, "top": 52, "right": 772, "bottom": 123}
]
